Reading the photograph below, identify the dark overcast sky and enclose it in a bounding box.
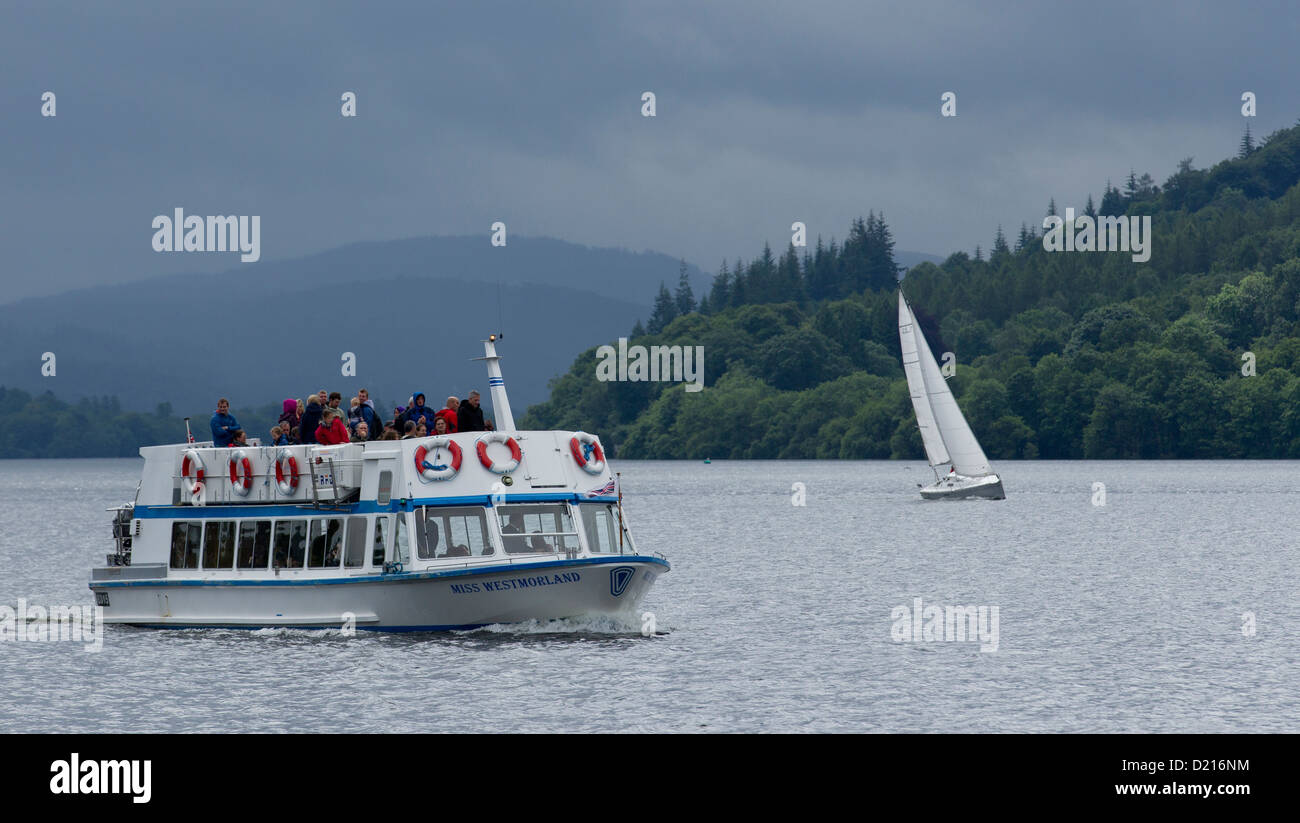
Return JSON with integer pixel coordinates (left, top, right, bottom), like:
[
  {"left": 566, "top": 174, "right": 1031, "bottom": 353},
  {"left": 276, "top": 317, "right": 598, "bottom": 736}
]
[{"left": 2, "top": 1, "right": 1298, "bottom": 302}]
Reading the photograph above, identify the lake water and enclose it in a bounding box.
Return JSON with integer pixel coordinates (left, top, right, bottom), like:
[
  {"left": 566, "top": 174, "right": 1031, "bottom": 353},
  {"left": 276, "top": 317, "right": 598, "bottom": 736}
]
[{"left": 1, "top": 458, "right": 1296, "bottom": 733}]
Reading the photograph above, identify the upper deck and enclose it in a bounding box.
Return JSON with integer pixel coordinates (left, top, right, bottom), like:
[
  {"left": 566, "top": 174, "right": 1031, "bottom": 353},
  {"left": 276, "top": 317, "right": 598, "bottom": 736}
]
[{"left": 138, "top": 429, "right": 617, "bottom": 510}]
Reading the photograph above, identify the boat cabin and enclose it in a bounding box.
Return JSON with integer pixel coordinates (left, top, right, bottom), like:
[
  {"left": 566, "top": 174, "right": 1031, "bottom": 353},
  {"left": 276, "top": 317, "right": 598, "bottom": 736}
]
[{"left": 98, "top": 429, "right": 632, "bottom": 583}]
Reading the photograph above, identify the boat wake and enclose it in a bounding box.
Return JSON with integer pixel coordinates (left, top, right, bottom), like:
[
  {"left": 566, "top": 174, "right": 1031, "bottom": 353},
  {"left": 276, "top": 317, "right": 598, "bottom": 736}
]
[{"left": 465, "top": 612, "right": 662, "bottom": 637}]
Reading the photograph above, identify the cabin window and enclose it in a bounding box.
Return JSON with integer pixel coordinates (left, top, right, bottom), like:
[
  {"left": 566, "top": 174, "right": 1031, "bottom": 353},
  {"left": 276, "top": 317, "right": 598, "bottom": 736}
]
[
  {"left": 170, "top": 522, "right": 202, "bottom": 569},
  {"left": 238, "top": 521, "right": 272, "bottom": 569},
  {"left": 344, "top": 517, "right": 367, "bottom": 568},
  {"left": 308, "top": 518, "right": 344, "bottom": 568},
  {"left": 203, "top": 521, "right": 237, "bottom": 569},
  {"left": 416, "top": 506, "right": 491, "bottom": 559},
  {"left": 373, "top": 516, "right": 389, "bottom": 567},
  {"left": 377, "top": 471, "right": 393, "bottom": 505},
  {"left": 496, "top": 504, "right": 579, "bottom": 555},
  {"left": 394, "top": 514, "right": 410, "bottom": 564},
  {"left": 579, "top": 504, "right": 626, "bottom": 554},
  {"left": 274, "top": 520, "right": 307, "bottom": 568},
  {"left": 308, "top": 517, "right": 343, "bottom": 566}
]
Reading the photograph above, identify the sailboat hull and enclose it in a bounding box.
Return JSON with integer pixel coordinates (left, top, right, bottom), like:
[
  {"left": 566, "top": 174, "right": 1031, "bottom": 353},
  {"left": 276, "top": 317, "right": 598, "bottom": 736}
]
[{"left": 919, "top": 473, "right": 1005, "bottom": 500}]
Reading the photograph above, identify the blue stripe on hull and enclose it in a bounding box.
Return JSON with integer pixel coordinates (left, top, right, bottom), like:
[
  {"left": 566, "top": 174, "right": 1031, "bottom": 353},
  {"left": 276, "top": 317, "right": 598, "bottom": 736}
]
[
  {"left": 89, "top": 555, "right": 670, "bottom": 589},
  {"left": 131, "top": 493, "right": 619, "bottom": 519},
  {"left": 128, "top": 623, "right": 495, "bottom": 632}
]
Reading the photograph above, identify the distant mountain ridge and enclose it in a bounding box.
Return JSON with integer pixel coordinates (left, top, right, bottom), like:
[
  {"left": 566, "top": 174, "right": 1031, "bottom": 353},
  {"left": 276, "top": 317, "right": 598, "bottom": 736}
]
[{"left": 0, "top": 236, "right": 709, "bottom": 415}]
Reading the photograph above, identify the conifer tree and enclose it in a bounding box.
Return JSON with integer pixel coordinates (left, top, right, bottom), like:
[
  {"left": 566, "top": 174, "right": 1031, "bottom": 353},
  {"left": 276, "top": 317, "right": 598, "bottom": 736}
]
[
  {"left": 1239, "top": 123, "right": 1255, "bottom": 158},
  {"left": 866, "top": 212, "right": 900, "bottom": 289},
  {"left": 992, "top": 225, "right": 1010, "bottom": 257},
  {"left": 647, "top": 281, "right": 678, "bottom": 334},
  {"left": 674, "top": 259, "right": 696, "bottom": 315},
  {"left": 730, "top": 258, "right": 747, "bottom": 307},
  {"left": 709, "top": 261, "right": 731, "bottom": 309},
  {"left": 1099, "top": 183, "right": 1125, "bottom": 216},
  {"left": 777, "top": 243, "right": 805, "bottom": 302},
  {"left": 1016, "top": 222, "right": 1032, "bottom": 252}
]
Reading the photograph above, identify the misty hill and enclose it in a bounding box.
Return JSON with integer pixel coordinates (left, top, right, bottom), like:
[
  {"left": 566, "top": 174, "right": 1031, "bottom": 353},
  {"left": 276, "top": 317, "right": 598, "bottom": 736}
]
[{"left": 0, "top": 236, "right": 708, "bottom": 416}]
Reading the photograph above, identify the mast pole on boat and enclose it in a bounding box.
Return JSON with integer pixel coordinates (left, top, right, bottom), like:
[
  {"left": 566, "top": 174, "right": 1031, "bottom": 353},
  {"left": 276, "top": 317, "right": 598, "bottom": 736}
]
[{"left": 474, "top": 334, "right": 516, "bottom": 432}]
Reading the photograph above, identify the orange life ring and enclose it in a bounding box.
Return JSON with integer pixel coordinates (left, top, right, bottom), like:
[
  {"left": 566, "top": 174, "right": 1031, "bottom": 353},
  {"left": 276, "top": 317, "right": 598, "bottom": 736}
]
[
  {"left": 476, "top": 432, "right": 521, "bottom": 474},
  {"left": 228, "top": 449, "right": 253, "bottom": 496},
  {"left": 274, "top": 449, "right": 299, "bottom": 494},
  {"left": 181, "top": 449, "right": 206, "bottom": 495},
  {"left": 569, "top": 431, "right": 606, "bottom": 475},
  {"left": 415, "top": 437, "right": 462, "bottom": 482}
]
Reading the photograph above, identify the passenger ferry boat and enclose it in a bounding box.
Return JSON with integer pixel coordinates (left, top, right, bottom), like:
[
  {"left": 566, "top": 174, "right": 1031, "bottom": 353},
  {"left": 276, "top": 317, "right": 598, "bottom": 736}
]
[{"left": 89, "top": 336, "right": 669, "bottom": 631}]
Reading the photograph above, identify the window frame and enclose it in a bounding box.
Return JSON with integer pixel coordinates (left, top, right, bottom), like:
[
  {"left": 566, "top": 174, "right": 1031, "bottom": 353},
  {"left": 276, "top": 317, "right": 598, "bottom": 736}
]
[
  {"left": 343, "top": 516, "right": 368, "bottom": 568},
  {"left": 236, "top": 520, "right": 273, "bottom": 569},
  {"left": 495, "top": 503, "right": 580, "bottom": 556}
]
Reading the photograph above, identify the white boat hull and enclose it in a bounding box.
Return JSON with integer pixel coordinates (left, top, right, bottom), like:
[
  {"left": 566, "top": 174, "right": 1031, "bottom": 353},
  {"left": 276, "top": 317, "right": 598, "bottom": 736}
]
[
  {"left": 90, "top": 556, "right": 667, "bottom": 631},
  {"left": 919, "top": 473, "right": 1005, "bottom": 500}
]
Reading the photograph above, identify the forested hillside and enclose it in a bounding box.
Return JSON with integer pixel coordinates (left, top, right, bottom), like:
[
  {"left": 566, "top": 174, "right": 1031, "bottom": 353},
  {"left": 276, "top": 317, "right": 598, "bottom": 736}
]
[{"left": 523, "top": 122, "right": 1300, "bottom": 459}]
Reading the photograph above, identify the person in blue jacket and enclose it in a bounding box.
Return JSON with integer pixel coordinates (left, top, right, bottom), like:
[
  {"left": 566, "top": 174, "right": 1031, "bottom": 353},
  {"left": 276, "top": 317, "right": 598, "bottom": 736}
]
[
  {"left": 357, "top": 388, "right": 380, "bottom": 440},
  {"left": 407, "top": 392, "right": 437, "bottom": 430},
  {"left": 210, "top": 398, "right": 242, "bottom": 447}
]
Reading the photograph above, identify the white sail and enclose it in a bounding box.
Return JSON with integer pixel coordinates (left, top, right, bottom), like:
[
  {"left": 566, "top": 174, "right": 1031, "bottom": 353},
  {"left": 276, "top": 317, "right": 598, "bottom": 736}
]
[
  {"left": 906, "top": 297, "right": 993, "bottom": 477},
  {"left": 898, "top": 294, "right": 950, "bottom": 467}
]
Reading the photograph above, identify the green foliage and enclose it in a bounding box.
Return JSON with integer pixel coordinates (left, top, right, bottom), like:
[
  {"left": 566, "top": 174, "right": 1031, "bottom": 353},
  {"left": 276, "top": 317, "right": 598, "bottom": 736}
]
[{"left": 531, "top": 121, "right": 1300, "bottom": 459}]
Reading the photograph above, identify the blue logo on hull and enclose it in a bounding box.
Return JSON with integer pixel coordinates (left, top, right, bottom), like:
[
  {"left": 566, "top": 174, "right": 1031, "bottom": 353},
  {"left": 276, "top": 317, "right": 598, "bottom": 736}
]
[{"left": 609, "top": 567, "right": 636, "bottom": 597}]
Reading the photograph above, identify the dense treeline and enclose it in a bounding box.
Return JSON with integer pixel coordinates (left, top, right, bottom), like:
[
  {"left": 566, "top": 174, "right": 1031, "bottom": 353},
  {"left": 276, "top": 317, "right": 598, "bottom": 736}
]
[
  {"left": 523, "top": 121, "right": 1300, "bottom": 459},
  {"left": 0, "top": 388, "right": 285, "bottom": 458}
]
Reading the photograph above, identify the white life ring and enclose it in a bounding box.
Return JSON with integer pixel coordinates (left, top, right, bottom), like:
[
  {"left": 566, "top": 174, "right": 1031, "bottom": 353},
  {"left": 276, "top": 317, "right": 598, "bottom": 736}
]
[
  {"left": 476, "top": 432, "right": 521, "bottom": 474},
  {"left": 180, "top": 449, "right": 206, "bottom": 495},
  {"left": 569, "top": 431, "right": 606, "bottom": 475},
  {"left": 274, "top": 449, "right": 300, "bottom": 494},
  {"left": 415, "top": 437, "right": 462, "bottom": 482},
  {"left": 228, "top": 449, "right": 254, "bottom": 496}
]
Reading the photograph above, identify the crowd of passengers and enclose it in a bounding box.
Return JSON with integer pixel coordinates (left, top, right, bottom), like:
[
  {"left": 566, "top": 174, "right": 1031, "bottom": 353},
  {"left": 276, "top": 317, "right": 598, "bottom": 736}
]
[{"left": 208, "top": 389, "right": 493, "bottom": 448}]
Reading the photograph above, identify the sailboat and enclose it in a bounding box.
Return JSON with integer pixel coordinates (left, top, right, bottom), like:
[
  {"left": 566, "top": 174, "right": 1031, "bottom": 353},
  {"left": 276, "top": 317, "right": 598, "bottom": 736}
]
[{"left": 898, "top": 292, "right": 1005, "bottom": 500}]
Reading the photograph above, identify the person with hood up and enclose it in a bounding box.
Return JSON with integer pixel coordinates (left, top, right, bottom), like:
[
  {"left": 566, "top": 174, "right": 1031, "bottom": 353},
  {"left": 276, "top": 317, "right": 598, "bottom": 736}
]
[
  {"left": 406, "top": 392, "right": 437, "bottom": 430},
  {"left": 277, "top": 398, "right": 300, "bottom": 444}
]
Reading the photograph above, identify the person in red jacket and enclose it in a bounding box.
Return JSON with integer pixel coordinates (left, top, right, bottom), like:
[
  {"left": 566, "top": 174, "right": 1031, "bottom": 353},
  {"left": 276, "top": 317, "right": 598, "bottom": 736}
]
[
  {"left": 315, "top": 408, "right": 350, "bottom": 445},
  {"left": 435, "top": 396, "right": 460, "bottom": 433}
]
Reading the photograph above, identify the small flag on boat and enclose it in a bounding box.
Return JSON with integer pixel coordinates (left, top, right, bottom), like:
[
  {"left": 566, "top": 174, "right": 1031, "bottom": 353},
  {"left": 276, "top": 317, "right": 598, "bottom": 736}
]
[{"left": 584, "top": 479, "right": 617, "bottom": 498}]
